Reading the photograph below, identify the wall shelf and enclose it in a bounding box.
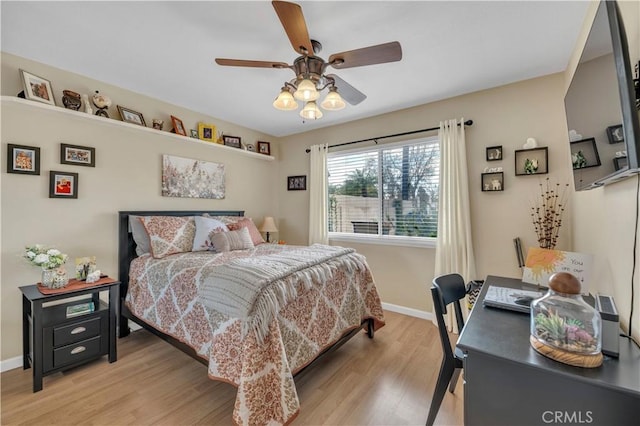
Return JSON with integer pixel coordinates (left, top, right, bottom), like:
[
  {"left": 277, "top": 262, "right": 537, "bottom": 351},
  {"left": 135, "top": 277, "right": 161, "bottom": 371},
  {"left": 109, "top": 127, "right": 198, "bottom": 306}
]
[{"left": 1, "top": 96, "right": 275, "bottom": 161}]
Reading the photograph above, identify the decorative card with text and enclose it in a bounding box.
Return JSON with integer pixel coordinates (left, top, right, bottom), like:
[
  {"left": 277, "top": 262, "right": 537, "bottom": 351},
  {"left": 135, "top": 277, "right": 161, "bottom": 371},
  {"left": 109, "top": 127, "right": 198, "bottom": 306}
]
[{"left": 522, "top": 248, "right": 593, "bottom": 293}]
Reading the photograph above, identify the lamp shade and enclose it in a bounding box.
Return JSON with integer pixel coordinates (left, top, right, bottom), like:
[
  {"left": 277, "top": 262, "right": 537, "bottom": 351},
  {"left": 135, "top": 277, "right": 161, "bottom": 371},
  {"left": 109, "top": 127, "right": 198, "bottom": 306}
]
[
  {"left": 293, "top": 78, "right": 319, "bottom": 101},
  {"left": 259, "top": 216, "right": 279, "bottom": 233},
  {"left": 273, "top": 88, "right": 298, "bottom": 111},
  {"left": 300, "top": 101, "right": 323, "bottom": 120},
  {"left": 321, "top": 87, "right": 346, "bottom": 111}
]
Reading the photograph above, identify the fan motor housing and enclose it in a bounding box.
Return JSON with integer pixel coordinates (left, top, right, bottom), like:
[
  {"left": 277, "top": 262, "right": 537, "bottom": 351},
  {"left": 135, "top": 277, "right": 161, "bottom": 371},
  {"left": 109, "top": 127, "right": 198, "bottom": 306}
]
[{"left": 293, "top": 56, "right": 326, "bottom": 82}]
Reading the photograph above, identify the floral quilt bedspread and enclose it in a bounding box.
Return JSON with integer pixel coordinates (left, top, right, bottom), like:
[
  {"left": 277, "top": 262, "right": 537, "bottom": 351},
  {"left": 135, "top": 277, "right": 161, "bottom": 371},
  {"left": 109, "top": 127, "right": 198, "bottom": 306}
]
[{"left": 125, "top": 243, "right": 385, "bottom": 425}]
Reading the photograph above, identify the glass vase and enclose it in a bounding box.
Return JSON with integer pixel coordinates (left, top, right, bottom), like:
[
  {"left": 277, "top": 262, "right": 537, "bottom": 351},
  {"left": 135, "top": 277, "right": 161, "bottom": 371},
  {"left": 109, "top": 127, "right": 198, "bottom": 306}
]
[{"left": 41, "top": 269, "right": 55, "bottom": 288}]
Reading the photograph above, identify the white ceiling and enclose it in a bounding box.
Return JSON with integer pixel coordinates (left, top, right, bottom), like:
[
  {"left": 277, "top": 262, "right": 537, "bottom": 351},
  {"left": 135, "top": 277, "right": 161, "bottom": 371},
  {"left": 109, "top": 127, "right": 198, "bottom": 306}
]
[{"left": 1, "top": 1, "right": 590, "bottom": 137}]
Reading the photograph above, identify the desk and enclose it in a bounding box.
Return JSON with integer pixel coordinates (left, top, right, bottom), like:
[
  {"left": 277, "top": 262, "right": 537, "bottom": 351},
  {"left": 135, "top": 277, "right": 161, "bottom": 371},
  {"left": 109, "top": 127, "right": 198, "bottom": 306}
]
[{"left": 457, "top": 275, "right": 639, "bottom": 426}]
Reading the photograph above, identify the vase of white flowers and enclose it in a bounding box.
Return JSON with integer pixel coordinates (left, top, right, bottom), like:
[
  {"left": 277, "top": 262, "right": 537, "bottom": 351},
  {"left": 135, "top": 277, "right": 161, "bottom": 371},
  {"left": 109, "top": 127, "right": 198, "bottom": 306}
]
[{"left": 24, "top": 244, "right": 69, "bottom": 288}]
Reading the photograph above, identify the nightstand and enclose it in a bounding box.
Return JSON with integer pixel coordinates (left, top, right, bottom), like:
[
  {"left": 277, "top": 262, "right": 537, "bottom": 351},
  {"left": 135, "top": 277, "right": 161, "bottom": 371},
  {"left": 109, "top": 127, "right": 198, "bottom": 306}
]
[{"left": 19, "top": 278, "right": 119, "bottom": 392}]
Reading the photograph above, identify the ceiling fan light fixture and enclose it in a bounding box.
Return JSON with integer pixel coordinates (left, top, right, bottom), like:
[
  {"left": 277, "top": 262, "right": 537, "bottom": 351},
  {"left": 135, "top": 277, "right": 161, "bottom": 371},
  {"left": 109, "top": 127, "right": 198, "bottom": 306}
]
[
  {"left": 273, "top": 87, "right": 298, "bottom": 111},
  {"left": 293, "top": 78, "right": 319, "bottom": 101},
  {"left": 320, "top": 87, "right": 346, "bottom": 111},
  {"left": 300, "top": 101, "right": 323, "bottom": 120}
]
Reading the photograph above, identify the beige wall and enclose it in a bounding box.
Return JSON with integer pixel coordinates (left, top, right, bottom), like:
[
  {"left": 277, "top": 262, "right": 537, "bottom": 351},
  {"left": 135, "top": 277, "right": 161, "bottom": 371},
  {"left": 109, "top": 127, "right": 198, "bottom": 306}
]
[
  {"left": 1, "top": 53, "right": 280, "bottom": 361},
  {"left": 277, "top": 74, "right": 573, "bottom": 313},
  {"left": 564, "top": 0, "right": 640, "bottom": 341}
]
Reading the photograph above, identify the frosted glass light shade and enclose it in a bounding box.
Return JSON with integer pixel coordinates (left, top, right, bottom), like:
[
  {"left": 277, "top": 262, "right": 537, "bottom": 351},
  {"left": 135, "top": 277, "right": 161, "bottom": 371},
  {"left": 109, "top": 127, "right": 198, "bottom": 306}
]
[
  {"left": 293, "top": 78, "right": 319, "bottom": 101},
  {"left": 300, "top": 101, "right": 323, "bottom": 120},
  {"left": 273, "top": 88, "right": 298, "bottom": 111},
  {"left": 320, "top": 87, "right": 346, "bottom": 110}
]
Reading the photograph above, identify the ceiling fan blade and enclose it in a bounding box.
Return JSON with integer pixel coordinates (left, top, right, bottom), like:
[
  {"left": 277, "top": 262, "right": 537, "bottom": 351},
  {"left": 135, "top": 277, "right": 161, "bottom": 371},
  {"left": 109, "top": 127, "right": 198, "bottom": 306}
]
[
  {"left": 326, "top": 74, "right": 367, "bottom": 105},
  {"left": 215, "top": 58, "right": 290, "bottom": 69},
  {"left": 272, "top": 1, "right": 314, "bottom": 55},
  {"left": 328, "top": 41, "right": 402, "bottom": 69}
]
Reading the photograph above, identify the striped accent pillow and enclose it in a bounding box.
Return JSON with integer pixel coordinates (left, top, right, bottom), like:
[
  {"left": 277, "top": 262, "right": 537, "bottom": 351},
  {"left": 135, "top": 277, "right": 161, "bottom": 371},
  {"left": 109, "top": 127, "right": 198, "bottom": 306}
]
[{"left": 210, "top": 227, "right": 255, "bottom": 252}]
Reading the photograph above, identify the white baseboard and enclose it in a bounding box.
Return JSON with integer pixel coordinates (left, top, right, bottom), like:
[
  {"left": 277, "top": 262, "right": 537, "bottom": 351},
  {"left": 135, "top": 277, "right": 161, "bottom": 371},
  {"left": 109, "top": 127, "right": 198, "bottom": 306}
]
[
  {"left": 1, "top": 356, "right": 23, "bottom": 373},
  {"left": 382, "top": 302, "right": 433, "bottom": 321}
]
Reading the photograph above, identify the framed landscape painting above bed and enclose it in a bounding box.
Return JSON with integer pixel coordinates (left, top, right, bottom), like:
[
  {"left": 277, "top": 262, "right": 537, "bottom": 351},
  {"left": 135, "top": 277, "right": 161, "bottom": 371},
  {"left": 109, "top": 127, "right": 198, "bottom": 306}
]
[{"left": 161, "top": 155, "right": 225, "bottom": 199}]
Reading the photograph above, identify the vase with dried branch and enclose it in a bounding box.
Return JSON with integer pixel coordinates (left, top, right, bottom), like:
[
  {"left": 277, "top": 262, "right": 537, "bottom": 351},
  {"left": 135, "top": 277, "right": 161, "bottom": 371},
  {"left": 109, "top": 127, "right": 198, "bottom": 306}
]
[{"left": 530, "top": 178, "right": 570, "bottom": 249}]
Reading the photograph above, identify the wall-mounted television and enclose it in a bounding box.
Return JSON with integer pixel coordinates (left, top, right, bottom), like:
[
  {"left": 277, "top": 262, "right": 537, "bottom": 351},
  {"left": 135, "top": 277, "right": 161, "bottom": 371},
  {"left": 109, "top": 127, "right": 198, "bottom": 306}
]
[{"left": 564, "top": 0, "right": 639, "bottom": 191}]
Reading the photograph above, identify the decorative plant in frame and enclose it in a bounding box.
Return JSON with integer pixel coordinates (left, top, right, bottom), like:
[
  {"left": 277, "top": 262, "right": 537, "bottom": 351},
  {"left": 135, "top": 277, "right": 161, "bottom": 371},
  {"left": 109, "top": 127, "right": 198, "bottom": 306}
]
[
  {"left": 530, "top": 178, "right": 569, "bottom": 249},
  {"left": 162, "top": 154, "right": 225, "bottom": 199}
]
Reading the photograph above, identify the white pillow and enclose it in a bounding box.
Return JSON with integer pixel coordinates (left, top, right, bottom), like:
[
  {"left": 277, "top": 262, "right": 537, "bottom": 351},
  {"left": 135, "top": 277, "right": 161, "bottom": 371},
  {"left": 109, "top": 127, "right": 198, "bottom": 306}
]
[
  {"left": 129, "top": 215, "right": 151, "bottom": 256},
  {"left": 192, "top": 216, "right": 229, "bottom": 251},
  {"left": 210, "top": 227, "right": 255, "bottom": 252}
]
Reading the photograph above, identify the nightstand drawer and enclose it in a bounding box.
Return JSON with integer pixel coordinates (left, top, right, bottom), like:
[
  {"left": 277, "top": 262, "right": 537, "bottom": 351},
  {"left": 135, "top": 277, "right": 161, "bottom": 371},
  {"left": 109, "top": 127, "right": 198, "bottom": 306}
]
[
  {"left": 53, "top": 336, "right": 102, "bottom": 368},
  {"left": 53, "top": 316, "right": 101, "bottom": 347}
]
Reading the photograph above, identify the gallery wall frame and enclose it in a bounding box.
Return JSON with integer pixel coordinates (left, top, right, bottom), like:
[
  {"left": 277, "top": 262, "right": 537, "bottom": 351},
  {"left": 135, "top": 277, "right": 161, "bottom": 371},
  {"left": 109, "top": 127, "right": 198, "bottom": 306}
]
[
  {"left": 287, "top": 175, "right": 307, "bottom": 190},
  {"left": 613, "top": 156, "right": 628, "bottom": 171},
  {"left": 117, "top": 105, "right": 146, "bottom": 127},
  {"left": 60, "top": 143, "right": 96, "bottom": 167},
  {"left": 223, "top": 135, "right": 242, "bottom": 149},
  {"left": 7, "top": 143, "right": 40, "bottom": 175},
  {"left": 486, "top": 145, "right": 503, "bottom": 161},
  {"left": 481, "top": 172, "right": 504, "bottom": 192},
  {"left": 570, "top": 138, "right": 601, "bottom": 170},
  {"left": 49, "top": 171, "right": 79, "bottom": 199},
  {"left": 514, "top": 147, "right": 548, "bottom": 176},
  {"left": 606, "top": 124, "right": 624, "bottom": 144},
  {"left": 19, "top": 69, "right": 55, "bottom": 106}
]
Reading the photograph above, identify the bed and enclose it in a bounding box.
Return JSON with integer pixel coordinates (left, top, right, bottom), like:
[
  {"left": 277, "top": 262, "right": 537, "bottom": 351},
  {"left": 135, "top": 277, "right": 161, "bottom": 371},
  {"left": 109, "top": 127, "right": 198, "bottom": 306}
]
[{"left": 117, "top": 210, "right": 385, "bottom": 425}]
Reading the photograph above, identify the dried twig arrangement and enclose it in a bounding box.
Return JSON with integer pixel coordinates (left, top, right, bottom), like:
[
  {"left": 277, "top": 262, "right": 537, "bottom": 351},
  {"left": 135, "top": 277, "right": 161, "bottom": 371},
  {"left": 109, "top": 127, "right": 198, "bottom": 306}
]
[{"left": 530, "top": 178, "right": 570, "bottom": 249}]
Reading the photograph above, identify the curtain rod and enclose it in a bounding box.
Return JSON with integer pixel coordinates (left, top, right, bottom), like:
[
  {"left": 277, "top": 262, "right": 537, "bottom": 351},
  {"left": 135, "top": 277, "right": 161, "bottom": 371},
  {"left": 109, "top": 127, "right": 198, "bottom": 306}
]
[{"left": 304, "top": 119, "right": 473, "bottom": 153}]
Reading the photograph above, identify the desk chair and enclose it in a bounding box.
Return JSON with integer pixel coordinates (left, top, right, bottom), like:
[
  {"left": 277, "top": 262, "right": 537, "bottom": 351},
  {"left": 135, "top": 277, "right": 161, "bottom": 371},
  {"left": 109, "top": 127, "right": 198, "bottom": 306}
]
[{"left": 426, "top": 273, "right": 467, "bottom": 426}]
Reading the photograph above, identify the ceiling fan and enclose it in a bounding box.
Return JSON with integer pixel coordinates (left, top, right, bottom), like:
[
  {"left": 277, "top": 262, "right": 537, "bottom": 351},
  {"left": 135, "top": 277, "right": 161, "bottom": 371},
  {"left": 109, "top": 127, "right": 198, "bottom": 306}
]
[{"left": 215, "top": 0, "right": 402, "bottom": 120}]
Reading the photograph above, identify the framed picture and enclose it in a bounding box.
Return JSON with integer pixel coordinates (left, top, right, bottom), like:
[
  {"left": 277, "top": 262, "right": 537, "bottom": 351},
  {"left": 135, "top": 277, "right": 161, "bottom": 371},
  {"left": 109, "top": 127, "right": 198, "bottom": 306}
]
[
  {"left": 198, "top": 122, "right": 217, "bottom": 143},
  {"left": 171, "top": 115, "right": 187, "bottom": 136},
  {"left": 514, "top": 147, "right": 548, "bottom": 176},
  {"left": 486, "top": 145, "right": 502, "bottom": 161},
  {"left": 49, "top": 171, "right": 79, "bottom": 199},
  {"left": 7, "top": 144, "right": 40, "bottom": 175},
  {"left": 257, "top": 141, "right": 271, "bottom": 156},
  {"left": 613, "top": 156, "right": 628, "bottom": 171},
  {"left": 570, "top": 138, "right": 601, "bottom": 170},
  {"left": 60, "top": 143, "right": 95, "bottom": 167},
  {"left": 246, "top": 143, "right": 256, "bottom": 152},
  {"left": 19, "top": 69, "right": 55, "bottom": 106},
  {"left": 606, "top": 124, "right": 624, "bottom": 144},
  {"left": 288, "top": 175, "right": 307, "bottom": 191},
  {"left": 223, "top": 135, "right": 242, "bottom": 148},
  {"left": 117, "top": 105, "right": 146, "bottom": 126},
  {"left": 481, "top": 172, "right": 504, "bottom": 192},
  {"left": 190, "top": 129, "right": 199, "bottom": 138}
]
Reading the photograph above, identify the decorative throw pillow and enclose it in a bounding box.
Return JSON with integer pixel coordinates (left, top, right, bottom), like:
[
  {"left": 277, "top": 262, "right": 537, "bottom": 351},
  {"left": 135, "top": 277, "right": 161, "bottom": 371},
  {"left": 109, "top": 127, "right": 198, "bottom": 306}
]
[
  {"left": 129, "top": 215, "right": 151, "bottom": 256},
  {"left": 140, "top": 216, "right": 196, "bottom": 259},
  {"left": 202, "top": 213, "right": 245, "bottom": 225},
  {"left": 227, "top": 217, "right": 264, "bottom": 246},
  {"left": 192, "top": 216, "right": 229, "bottom": 251},
  {"left": 210, "top": 227, "right": 255, "bottom": 252}
]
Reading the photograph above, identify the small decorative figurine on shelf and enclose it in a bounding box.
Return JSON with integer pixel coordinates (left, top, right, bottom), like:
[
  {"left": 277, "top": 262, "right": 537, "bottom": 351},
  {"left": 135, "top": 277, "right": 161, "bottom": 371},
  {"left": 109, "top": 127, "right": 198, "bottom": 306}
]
[
  {"left": 62, "top": 90, "right": 82, "bottom": 111},
  {"left": 152, "top": 119, "right": 164, "bottom": 130},
  {"left": 92, "top": 90, "right": 111, "bottom": 118},
  {"left": 82, "top": 94, "right": 93, "bottom": 114}
]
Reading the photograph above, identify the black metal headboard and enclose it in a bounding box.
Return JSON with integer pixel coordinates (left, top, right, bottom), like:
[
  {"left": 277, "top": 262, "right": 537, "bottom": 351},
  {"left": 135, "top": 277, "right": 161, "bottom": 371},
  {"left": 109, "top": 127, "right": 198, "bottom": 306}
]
[{"left": 117, "top": 210, "right": 245, "bottom": 298}]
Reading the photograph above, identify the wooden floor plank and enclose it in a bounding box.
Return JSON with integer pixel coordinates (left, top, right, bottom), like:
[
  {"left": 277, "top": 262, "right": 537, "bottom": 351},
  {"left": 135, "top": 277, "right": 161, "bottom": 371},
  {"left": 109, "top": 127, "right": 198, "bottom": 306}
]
[{"left": 1, "top": 310, "right": 463, "bottom": 425}]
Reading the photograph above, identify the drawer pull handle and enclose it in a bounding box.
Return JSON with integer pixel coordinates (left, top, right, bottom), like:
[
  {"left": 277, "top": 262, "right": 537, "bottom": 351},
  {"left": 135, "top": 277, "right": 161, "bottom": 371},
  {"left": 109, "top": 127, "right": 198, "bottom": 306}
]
[
  {"left": 71, "top": 327, "right": 86, "bottom": 334},
  {"left": 70, "top": 346, "right": 86, "bottom": 355}
]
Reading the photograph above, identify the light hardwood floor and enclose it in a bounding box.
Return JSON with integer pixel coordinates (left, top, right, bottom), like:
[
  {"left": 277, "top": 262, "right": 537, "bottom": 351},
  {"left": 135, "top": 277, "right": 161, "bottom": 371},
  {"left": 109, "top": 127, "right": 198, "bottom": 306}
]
[{"left": 1, "top": 310, "right": 463, "bottom": 425}]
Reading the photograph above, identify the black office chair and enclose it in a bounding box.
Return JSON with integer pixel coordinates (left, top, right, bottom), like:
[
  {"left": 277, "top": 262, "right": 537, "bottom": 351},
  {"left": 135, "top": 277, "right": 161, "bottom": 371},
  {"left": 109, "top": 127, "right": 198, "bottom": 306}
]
[{"left": 426, "top": 273, "right": 467, "bottom": 426}]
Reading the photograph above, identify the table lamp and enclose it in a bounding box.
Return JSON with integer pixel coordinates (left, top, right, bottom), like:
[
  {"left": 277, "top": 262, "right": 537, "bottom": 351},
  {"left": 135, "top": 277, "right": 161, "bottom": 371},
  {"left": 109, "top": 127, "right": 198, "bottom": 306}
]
[{"left": 259, "top": 216, "right": 278, "bottom": 243}]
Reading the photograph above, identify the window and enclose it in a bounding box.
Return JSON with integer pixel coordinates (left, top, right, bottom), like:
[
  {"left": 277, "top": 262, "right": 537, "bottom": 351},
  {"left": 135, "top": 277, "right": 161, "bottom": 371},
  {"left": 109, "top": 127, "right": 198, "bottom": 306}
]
[{"left": 327, "top": 137, "right": 439, "bottom": 243}]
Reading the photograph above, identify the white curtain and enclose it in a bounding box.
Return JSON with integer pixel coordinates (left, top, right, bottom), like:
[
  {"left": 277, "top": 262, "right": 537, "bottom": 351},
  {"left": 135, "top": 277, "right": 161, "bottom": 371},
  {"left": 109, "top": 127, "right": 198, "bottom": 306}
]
[
  {"left": 308, "top": 143, "right": 329, "bottom": 245},
  {"left": 433, "top": 118, "right": 476, "bottom": 331}
]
